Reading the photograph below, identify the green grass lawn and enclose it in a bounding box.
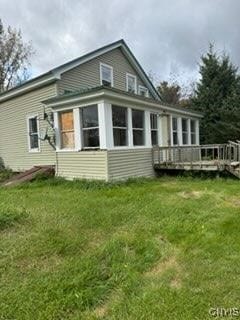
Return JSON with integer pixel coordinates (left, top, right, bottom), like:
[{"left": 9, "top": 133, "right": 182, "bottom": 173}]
[{"left": 0, "top": 176, "right": 240, "bottom": 320}]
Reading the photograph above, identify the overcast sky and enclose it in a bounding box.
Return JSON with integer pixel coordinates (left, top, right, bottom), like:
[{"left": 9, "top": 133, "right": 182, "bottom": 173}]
[{"left": 1, "top": 0, "right": 240, "bottom": 87}]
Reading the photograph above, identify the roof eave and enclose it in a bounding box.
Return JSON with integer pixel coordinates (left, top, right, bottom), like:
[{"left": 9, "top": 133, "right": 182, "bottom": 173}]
[{"left": 43, "top": 87, "right": 202, "bottom": 118}]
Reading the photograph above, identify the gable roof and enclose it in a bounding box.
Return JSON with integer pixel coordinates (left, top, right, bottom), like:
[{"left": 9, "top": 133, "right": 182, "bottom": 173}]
[{"left": 0, "top": 39, "right": 161, "bottom": 102}]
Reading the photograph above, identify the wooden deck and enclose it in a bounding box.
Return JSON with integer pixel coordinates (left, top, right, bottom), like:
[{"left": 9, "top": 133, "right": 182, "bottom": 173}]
[{"left": 153, "top": 141, "right": 240, "bottom": 178}]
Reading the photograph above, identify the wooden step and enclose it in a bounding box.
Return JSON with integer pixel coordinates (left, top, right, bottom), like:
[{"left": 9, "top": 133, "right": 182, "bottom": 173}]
[{"left": 2, "top": 166, "right": 55, "bottom": 187}]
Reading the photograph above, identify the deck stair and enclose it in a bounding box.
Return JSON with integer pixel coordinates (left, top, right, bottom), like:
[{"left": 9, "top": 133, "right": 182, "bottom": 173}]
[
  {"left": 2, "top": 165, "right": 55, "bottom": 187},
  {"left": 152, "top": 141, "right": 240, "bottom": 179}
]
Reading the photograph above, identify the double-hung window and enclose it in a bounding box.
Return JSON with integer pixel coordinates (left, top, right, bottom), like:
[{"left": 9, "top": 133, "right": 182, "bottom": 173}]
[
  {"left": 182, "top": 118, "right": 188, "bottom": 145},
  {"left": 126, "top": 73, "right": 137, "bottom": 93},
  {"left": 100, "top": 63, "right": 113, "bottom": 87},
  {"left": 150, "top": 113, "right": 158, "bottom": 146},
  {"left": 112, "top": 105, "right": 128, "bottom": 146},
  {"left": 28, "top": 116, "right": 39, "bottom": 151},
  {"left": 172, "top": 117, "right": 178, "bottom": 146},
  {"left": 132, "top": 109, "right": 144, "bottom": 146},
  {"left": 59, "top": 110, "right": 75, "bottom": 149},
  {"left": 191, "top": 120, "right": 196, "bottom": 145},
  {"left": 138, "top": 85, "right": 149, "bottom": 97},
  {"left": 81, "top": 105, "right": 99, "bottom": 148}
]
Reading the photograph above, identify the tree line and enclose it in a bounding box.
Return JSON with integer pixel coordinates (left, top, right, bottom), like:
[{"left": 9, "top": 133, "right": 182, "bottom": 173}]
[{"left": 1, "top": 18, "right": 240, "bottom": 144}]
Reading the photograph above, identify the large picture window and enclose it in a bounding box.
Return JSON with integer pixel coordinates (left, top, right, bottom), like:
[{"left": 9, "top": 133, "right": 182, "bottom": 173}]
[
  {"left": 28, "top": 116, "right": 39, "bottom": 151},
  {"left": 182, "top": 118, "right": 188, "bottom": 145},
  {"left": 172, "top": 117, "right": 178, "bottom": 145},
  {"left": 112, "top": 105, "right": 128, "bottom": 146},
  {"left": 100, "top": 63, "right": 113, "bottom": 87},
  {"left": 150, "top": 113, "right": 158, "bottom": 146},
  {"left": 191, "top": 120, "right": 196, "bottom": 145},
  {"left": 59, "top": 110, "right": 75, "bottom": 149},
  {"left": 132, "top": 109, "right": 144, "bottom": 146},
  {"left": 81, "top": 105, "right": 99, "bottom": 148}
]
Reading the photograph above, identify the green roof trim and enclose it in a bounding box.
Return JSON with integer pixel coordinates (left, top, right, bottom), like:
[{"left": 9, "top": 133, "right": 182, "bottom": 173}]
[{"left": 42, "top": 85, "right": 202, "bottom": 117}]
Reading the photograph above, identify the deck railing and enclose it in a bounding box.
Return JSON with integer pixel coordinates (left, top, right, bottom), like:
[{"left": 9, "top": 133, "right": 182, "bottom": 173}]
[{"left": 153, "top": 144, "right": 229, "bottom": 166}]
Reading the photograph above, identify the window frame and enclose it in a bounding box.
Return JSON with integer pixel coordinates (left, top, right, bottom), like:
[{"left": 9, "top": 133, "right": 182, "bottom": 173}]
[
  {"left": 81, "top": 104, "right": 100, "bottom": 149},
  {"left": 172, "top": 117, "right": 179, "bottom": 146},
  {"left": 132, "top": 108, "right": 145, "bottom": 146},
  {"left": 150, "top": 113, "right": 158, "bottom": 146},
  {"left": 182, "top": 118, "right": 189, "bottom": 145},
  {"left": 138, "top": 85, "right": 149, "bottom": 97},
  {"left": 112, "top": 105, "right": 128, "bottom": 147},
  {"left": 190, "top": 119, "right": 197, "bottom": 145},
  {"left": 100, "top": 62, "right": 114, "bottom": 87},
  {"left": 27, "top": 114, "right": 40, "bottom": 153},
  {"left": 126, "top": 73, "right": 137, "bottom": 94}
]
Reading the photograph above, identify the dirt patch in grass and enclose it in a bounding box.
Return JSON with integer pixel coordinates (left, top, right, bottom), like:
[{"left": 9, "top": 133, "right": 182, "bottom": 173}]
[
  {"left": 225, "top": 197, "right": 240, "bottom": 207},
  {"left": 93, "top": 290, "right": 121, "bottom": 318},
  {"left": 145, "top": 256, "right": 178, "bottom": 277},
  {"left": 178, "top": 190, "right": 204, "bottom": 199},
  {"left": 17, "top": 254, "right": 63, "bottom": 273},
  {"left": 145, "top": 253, "right": 183, "bottom": 289}
]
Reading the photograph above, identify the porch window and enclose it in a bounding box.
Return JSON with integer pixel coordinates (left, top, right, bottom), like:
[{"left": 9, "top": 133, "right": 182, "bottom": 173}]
[
  {"left": 100, "top": 63, "right": 113, "bottom": 87},
  {"left": 81, "top": 105, "right": 99, "bottom": 148},
  {"left": 126, "top": 73, "right": 137, "bottom": 93},
  {"left": 28, "top": 116, "right": 39, "bottom": 151},
  {"left": 59, "top": 110, "right": 75, "bottom": 149},
  {"left": 138, "top": 85, "right": 149, "bottom": 97},
  {"left": 182, "top": 118, "right": 188, "bottom": 145},
  {"left": 191, "top": 120, "right": 196, "bottom": 145},
  {"left": 112, "top": 105, "right": 128, "bottom": 146},
  {"left": 150, "top": 113, "right": 158, "bottom": 146},
  {"left": 132, "top": 109, "right": 144, "bottom": 146},
  {"left": 172, "top": 117, "right": 178, "bottom": 145}
]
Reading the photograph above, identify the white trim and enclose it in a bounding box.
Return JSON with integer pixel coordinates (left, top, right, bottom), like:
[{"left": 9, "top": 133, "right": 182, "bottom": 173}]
[
  {"left": 26, "top": 114, "right": 40, "bottom": 153},
  {"left": 187, "top": 119, "right": 191, "bottom": 146},
  {"left": 98, "top": 102, "right": 107, "bottom": 149},
  {"left": 138, "top": 85, "right": 149, "bottom": 97},
  {"left": 100, "top": 62, "right": 114, "bottom": 87},
  {"left": 127, "top": 108, "right": 133, "bottom": 147},
  {"left": 73, "top": 108, "right": 81, "bottom": 151},
  {"left": 53, "top": 112, "right": 61, "bottom": 151},
  {"left": 126, "top": 73, "right": 137, "bottom": 94},
  {"left": 196, "top": 120, "right": 200, "bottom": 145},
  {"left": 178, "top": 118, "right": 183, "bottom": 146},
  {"left": 145, "top": 111, "right": 151, "bottom": 147}
]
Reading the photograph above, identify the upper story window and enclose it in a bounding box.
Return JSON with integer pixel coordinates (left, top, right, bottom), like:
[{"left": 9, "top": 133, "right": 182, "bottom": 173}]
[
  {"left": 150, "top": 113, "right": 158, "bottom": 146},
  {"left": 112, "top": 105, "right": 128, "bottom": 146},
  {"left": 138, "top": 85, "right": 149, "bottom": 97},
  {"left": 191, "top": 120, "right": 196, "bottom": 145},
  {"left": 100, "top": 63, "right": 113, "bottom": 87},
  {"left": 182, "top": 118, "right": 189, "bottom": 145},
  {"left": 28, "top": 116, "right": 39, "bottom": 152},
  {"left": 126, "top": 73, "right": 137, "bottom": 94},
  {"left": 172, "top": 117, "right": 178, "bottom": 146},
  {"left": 81, "top": 105, "right": 99, "bottom": 148},
  {"left": 132, "top": 109, "right": 144, "bottom": 146},
  {"left": 59, "top": 110, "right": 75, "bottom": 149}
]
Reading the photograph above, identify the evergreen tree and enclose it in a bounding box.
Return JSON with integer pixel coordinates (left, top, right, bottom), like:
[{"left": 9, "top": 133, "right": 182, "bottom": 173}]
[{"left": 192, "top": 44, "right": 240, "bottom": 144}]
